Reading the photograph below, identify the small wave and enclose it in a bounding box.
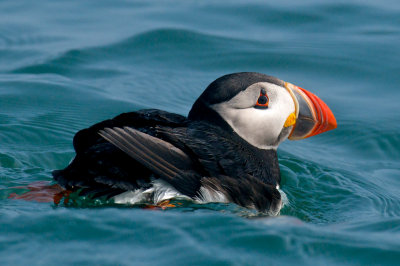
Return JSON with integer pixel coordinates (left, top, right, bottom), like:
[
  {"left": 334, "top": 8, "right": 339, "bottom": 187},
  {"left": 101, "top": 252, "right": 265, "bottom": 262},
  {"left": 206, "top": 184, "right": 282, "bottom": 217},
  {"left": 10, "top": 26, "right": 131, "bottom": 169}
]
[{"left": 9, "top": 28, "right": 282, "bottom": 76}]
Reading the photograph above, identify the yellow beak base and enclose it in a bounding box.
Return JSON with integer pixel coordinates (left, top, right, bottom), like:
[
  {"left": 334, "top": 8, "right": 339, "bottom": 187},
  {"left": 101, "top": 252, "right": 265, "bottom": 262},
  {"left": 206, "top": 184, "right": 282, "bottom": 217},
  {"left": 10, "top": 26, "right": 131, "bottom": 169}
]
[{"left": 284, "top": 112, "right": 296, "bottom": 128}]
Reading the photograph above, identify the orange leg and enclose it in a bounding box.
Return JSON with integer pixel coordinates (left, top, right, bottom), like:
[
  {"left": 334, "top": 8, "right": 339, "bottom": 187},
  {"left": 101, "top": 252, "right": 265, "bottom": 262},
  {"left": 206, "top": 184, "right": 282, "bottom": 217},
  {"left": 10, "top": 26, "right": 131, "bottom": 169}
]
[{"left": 8, "top": 181, "right": 71, "bottom": 204}]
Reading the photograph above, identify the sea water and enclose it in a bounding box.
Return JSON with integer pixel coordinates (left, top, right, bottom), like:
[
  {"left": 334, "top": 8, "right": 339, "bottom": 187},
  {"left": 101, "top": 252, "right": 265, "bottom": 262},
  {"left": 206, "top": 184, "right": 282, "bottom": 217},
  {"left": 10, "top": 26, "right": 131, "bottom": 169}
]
[{"left": 1, "top": 0, "right": 400, "bottom": 265}]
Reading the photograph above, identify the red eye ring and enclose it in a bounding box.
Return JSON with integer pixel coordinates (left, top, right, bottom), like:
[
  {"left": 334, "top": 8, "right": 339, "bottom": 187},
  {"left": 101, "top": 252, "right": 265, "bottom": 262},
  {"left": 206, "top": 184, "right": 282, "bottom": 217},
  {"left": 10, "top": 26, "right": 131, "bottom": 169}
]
[{"left": 255, "top": 88, "right": 269, "bottom": 109}]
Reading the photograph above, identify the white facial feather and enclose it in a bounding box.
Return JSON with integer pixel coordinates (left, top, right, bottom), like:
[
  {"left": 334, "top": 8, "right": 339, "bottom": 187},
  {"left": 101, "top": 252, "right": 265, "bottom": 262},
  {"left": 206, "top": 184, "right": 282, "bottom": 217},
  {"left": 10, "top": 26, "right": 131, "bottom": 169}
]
[{"left": 211, "top": 82, "right": 295, "bottom": 149}]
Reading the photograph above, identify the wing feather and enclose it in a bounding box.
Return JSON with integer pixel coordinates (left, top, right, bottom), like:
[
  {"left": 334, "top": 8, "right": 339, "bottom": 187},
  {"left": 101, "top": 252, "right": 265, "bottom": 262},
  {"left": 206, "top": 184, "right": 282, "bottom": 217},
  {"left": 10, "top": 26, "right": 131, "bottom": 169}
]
[{"left": 99, "top": 127, "right": 193, "bottom": 181}]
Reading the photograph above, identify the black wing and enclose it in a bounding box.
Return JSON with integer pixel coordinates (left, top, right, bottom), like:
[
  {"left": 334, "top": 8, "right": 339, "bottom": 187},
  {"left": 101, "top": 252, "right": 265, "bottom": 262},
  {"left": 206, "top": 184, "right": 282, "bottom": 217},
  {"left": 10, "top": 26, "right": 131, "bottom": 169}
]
[
  {"left": 52, "top": 109, "right": 194, "bottom": 197},
  {"left": 99, "top": 127, "right": 201, "bottom": 197}
]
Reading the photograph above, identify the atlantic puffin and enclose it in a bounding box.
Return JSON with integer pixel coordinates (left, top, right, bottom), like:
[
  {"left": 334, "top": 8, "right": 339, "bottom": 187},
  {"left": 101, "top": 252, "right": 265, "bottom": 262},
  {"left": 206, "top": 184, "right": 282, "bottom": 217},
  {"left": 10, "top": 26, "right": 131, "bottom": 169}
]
[{"left": 53, "top": 72, "right": 337, "bottom": 215}]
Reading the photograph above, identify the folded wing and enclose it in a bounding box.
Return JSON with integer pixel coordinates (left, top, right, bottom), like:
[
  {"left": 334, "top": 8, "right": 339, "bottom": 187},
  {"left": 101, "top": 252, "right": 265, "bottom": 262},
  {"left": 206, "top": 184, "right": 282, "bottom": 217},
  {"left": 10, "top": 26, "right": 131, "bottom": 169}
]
[{"left": 99, "top": 127, "right": 201, "bottom": 197}]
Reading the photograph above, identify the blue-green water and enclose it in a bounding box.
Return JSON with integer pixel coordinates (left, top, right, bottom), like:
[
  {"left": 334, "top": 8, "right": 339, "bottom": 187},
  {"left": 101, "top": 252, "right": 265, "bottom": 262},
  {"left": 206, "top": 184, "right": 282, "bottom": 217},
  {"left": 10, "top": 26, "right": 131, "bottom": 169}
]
[{"left": 1, "top": 0, "right": 400, "bottom": 265}]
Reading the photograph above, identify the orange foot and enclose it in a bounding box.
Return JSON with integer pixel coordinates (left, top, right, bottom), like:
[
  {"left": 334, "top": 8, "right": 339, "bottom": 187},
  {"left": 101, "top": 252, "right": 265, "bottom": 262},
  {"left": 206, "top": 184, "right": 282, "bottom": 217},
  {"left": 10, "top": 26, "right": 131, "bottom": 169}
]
[
  {"left": 8, "top": 181, "right": 71, "bottom": 204},
  {"left": 143, "top": 199, "right": 177, "bottom": 210}
]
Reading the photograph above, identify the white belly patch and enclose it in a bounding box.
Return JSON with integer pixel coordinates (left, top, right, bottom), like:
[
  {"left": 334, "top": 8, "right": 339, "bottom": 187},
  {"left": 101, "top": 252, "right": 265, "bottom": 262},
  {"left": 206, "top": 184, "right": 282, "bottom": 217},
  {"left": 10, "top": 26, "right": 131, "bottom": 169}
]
[
  {"left": 112, "top": 180, "right": 229, "bottom": 205},
  {"left": 112, "top": 179, "right": 189, "bottom": 204}
]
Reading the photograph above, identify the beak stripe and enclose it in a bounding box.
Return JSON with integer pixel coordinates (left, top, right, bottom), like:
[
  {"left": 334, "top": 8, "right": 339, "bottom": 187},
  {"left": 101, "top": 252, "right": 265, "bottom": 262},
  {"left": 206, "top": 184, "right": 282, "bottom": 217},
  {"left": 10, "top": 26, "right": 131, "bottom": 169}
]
[
  {"left": 284, "top": 82, "right": 299, "bottom": 119},
  {"left": 284, "top": 82, "right": 300, "bottom": 137}
]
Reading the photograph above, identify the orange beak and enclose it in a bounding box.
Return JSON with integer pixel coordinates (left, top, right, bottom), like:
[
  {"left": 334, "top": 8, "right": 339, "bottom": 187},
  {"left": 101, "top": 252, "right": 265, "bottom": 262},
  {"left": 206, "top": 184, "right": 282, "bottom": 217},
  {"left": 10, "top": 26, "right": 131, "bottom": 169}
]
[{"left": 285, "top": 83, "right": 337, "bottom": 140}]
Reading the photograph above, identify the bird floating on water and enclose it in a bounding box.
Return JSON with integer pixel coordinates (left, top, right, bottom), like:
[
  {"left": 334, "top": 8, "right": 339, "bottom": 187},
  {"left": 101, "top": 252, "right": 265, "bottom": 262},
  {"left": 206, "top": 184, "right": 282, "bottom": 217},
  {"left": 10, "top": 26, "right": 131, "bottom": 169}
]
[{"left": 52, "top": 72, "right": 337, "bottom": 215}]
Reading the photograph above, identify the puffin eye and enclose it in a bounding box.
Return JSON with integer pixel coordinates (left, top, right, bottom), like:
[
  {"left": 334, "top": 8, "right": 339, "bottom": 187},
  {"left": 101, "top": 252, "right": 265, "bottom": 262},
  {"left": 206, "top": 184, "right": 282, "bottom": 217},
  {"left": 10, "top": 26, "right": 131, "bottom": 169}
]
[{"left": 254, "top": 88, "right": 269, "bottom": 109}]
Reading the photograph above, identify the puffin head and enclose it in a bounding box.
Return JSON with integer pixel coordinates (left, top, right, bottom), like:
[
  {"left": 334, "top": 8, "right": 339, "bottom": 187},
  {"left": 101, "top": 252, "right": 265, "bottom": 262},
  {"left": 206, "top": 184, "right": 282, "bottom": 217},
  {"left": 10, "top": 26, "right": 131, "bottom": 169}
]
[{"left": 188, "top": 72, "right": 337, "bottom": 149}]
